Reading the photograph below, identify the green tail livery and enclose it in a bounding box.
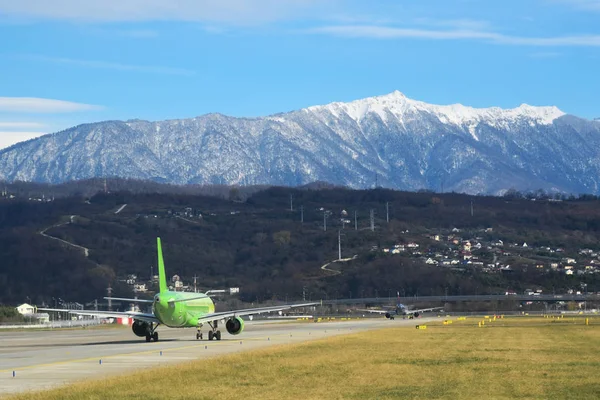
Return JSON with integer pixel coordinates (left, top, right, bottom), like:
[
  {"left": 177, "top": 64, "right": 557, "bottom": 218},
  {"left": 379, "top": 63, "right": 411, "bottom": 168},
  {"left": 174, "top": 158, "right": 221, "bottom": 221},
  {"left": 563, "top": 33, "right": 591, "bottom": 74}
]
[{"left": 40, "top": 237, "right": 315, "bottom": 342}]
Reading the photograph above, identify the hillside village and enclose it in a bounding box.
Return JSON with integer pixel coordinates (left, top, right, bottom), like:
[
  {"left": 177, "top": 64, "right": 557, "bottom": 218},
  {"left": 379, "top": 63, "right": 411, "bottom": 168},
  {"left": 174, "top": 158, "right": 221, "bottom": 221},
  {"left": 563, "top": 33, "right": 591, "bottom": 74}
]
[{"left": 380, "top": 228, "right": 600, "bottom": 277}]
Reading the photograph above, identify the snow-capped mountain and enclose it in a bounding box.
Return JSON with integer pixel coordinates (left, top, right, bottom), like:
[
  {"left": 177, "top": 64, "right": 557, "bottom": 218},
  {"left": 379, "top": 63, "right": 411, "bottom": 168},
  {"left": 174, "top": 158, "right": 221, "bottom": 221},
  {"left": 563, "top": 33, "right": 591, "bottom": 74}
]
[{"left": 1, "top": 91, "right": 599, "bottom": 195}]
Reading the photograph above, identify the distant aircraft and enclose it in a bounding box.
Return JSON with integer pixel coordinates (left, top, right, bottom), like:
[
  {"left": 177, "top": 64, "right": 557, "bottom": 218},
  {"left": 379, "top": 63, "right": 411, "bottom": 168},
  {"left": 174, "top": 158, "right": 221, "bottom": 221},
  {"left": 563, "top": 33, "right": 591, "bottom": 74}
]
[
  {"left": 40, "top": 237, "right": 315, "bottom": 342},
  {"left": 359, "top": 293, "right": 443, "bottom": 320}
]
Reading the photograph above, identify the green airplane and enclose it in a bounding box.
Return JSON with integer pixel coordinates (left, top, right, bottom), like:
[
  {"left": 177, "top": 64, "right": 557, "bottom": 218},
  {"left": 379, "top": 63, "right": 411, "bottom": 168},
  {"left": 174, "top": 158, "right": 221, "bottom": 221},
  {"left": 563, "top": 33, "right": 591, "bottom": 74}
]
[{"left": 40, "top": 237, "right": 315, "bottom": 342}]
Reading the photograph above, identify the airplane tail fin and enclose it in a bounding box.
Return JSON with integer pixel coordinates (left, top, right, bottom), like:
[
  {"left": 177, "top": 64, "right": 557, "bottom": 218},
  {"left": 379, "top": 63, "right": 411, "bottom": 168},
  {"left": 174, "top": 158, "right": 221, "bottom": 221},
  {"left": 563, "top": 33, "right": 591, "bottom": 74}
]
[{"left": 157, "top": 237, "right": 168, "bottom": 294}]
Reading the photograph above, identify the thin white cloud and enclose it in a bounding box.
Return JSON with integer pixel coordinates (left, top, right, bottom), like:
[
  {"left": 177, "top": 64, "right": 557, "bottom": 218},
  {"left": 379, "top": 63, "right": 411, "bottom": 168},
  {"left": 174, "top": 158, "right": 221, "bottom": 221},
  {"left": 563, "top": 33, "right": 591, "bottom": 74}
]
[
  {"left": 0, "top": 98, "right": 102, "bottom": 113},
  {"left": 307, "top": 25, "right": 600, "bottom": 47},
  {"left": 26, "top": 55, "right": 195, "bottom": 76},
  {"left": 0, "top": 0, "right": 325, "bottom": 25},
  {"left": 0, "top": 131, "right": 48, "bottom": 150},
  {"left": 0, "top": 122, "right": 45, "bottom": 128},
  {"left": 413, "top": 18, "right": 492, "bottom": 31}
]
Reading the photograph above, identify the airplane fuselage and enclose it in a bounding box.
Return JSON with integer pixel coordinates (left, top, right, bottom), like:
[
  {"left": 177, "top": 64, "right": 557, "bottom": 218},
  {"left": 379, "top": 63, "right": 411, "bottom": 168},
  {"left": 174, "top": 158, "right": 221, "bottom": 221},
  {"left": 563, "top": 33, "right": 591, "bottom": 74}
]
[{"left": 153, "top": 291, "right": 215, "bottom": 328}]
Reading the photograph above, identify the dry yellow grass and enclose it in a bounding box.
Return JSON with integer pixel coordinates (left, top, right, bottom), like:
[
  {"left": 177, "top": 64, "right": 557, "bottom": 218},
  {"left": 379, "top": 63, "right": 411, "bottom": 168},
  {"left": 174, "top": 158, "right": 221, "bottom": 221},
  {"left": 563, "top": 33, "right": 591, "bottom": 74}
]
[{"left": 9, "top": 316, "right": 600, "bottom": 400}]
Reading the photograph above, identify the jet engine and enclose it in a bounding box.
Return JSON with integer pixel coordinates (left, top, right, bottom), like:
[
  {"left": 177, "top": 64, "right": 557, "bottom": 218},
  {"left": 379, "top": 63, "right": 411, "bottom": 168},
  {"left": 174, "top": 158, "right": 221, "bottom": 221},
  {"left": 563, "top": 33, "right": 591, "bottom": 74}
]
[
  {"left": 132, "top": 320, "right": 150, "bottom": 337},
  {"left": 225, "top": 316, "right": 245, "bottom": 335},
  {"left": 385, "top": 312, "right": 392, "bottom": 319},
  {"left": 413, "top": 312, "right": 420, "bottom": 318}
]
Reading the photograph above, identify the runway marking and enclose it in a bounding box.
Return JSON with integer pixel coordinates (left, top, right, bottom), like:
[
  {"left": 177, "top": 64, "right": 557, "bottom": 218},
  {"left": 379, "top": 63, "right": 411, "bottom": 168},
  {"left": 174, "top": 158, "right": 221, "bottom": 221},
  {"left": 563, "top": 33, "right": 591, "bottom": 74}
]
[{"left": 0, "top": 332, "right": 311, "bottom": 374}]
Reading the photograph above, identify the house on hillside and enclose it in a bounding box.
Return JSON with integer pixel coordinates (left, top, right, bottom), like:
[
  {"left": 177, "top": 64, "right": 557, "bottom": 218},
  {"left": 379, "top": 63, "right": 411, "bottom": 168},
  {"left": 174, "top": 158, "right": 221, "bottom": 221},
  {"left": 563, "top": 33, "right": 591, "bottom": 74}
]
[
  {"left": 16, "top": 303, "right": 35, "bottom": 315},
  {"left": 133, "top": 283, "right": 148, "bottom": 293}
]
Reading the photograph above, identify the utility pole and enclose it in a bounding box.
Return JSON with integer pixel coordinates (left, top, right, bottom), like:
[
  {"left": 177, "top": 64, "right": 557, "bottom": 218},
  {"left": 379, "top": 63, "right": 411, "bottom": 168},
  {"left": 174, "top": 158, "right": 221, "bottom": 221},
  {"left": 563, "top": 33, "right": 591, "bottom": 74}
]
[
  {"left": 470, "top": 199, "right": 474, "bottom": 217},
  {"left": 300, "top": 205, "right": 304, "bottom": 224},
  {"left": 354, "top": 210, "right": 358, "bottom": 231},
  {"left": 386, "top": 202, "right": 389, "bottom": 223},
  {"left": 107, "top": 285, "right": 113, "bottom": 311},
  {"left": 370, "top": 209, "right": 375, "bottom": 232},
  {"left": 338, "top": 230, "right": 342, "bottom": 260},
  {"left": 323, "top": 211, "right": 327, "bottom": 232},
  {"left": 290, "top": 194, "right": 293, "bottom": 212},
  {"left": 193, "top": 275, "right": 198, "bottom": 293}
]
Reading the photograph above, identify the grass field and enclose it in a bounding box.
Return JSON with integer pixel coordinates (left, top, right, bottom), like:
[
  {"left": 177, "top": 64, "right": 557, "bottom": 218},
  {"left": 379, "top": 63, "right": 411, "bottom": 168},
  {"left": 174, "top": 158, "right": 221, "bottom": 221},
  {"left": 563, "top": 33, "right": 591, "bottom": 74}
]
[{"left": 10, "top": 316, "right": 600, "bottom": 400}]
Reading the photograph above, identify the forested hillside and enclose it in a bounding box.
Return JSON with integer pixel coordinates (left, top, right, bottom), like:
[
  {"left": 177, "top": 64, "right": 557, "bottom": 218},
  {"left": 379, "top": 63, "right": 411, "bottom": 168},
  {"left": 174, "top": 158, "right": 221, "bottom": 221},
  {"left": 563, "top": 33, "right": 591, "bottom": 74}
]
[{"left": 1, "top": 185, "right": 600, "bottom": 305}]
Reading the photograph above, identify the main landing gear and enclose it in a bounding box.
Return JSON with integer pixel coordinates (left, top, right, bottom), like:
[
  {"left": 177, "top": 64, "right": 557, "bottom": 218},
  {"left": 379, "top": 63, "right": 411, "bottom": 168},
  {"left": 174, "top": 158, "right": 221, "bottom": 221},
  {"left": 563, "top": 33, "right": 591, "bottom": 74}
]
[
  {"left": 197, "top": 321, "right": 221, "bottom": 341},
  {"left": 145, "top": 323, "right": 160, "bottom": 342}
]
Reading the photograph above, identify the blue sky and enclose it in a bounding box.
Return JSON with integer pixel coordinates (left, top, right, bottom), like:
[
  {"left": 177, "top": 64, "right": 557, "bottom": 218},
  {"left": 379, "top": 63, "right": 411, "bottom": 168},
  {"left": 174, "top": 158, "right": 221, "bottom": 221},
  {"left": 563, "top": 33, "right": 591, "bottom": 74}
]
[{"left": 0, "top": 0, "right": 599, "bottom": 149}]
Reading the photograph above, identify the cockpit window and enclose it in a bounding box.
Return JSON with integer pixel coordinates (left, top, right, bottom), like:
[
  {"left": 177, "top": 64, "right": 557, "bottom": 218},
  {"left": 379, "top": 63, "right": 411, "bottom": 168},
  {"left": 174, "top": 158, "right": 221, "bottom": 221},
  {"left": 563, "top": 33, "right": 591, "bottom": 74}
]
[{"left": 155, "top": 296, "right": 160, "bottom": 303}]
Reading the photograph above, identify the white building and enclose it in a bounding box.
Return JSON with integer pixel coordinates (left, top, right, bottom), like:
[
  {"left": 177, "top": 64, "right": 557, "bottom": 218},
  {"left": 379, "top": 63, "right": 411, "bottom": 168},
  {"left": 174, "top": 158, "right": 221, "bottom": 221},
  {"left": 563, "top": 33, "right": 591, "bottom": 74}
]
[
  {"left": 16, "top": 303, "right": 35, "bottom": 315},
  {"left": 133, "top": 283, "right": 148, "bottom": 293}
]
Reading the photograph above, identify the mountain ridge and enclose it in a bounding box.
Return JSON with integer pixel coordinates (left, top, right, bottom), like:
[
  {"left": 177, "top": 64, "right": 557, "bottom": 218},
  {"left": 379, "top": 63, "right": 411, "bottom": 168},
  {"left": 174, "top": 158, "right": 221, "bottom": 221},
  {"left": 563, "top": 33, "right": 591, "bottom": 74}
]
[{"left": 1, "top": 91, "right": 599, "bottom": 195}]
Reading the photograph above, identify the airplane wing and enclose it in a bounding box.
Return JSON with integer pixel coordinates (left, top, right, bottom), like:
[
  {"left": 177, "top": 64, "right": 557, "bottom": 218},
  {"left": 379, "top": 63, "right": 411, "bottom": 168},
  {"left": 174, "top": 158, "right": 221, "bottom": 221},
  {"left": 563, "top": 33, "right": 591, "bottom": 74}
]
[
  {"left": 410, "top": 307, "right": 444, "bottom": 314},
  {"left": 357, "top": 307, "right": 443, "bottom": 315},
  {"left": 356, "top": 309, "right": 389, "bottom": 314},
  {"left": 38, "top": 308, "right": 160, "bottom": 324},
  {"left": 196, "top": 302, "right": 317, "bottom": 325},
  {"left": 104, "top": 297, "right": 154, "bottom": 304}
]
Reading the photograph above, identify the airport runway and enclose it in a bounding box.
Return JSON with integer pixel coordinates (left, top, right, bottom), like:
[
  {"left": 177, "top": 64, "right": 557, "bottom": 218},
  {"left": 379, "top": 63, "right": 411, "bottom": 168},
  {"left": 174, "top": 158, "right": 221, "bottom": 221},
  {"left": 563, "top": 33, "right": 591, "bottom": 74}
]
[{"left": 0, "top": 317, "right": 434, "bottom": 397}]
